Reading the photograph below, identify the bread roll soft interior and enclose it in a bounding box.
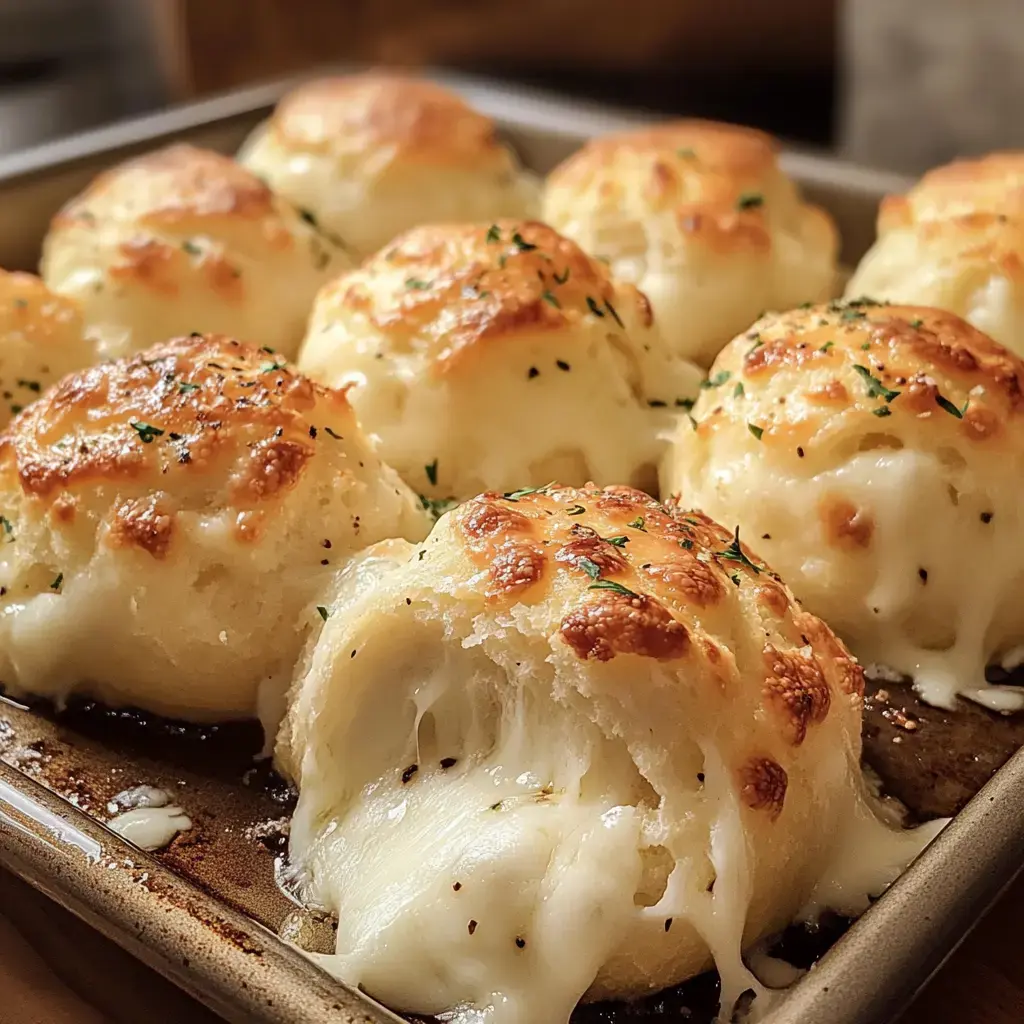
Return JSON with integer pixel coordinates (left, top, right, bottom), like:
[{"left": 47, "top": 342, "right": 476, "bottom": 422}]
[
  {"left": 41, "top": 144, "right": 351, "bottom": 361},
  {"left": 661, "top": 300, "right": 1024, "bottom": 712},
  {"left": 239, "top": 72, "right": 540, "bottom": 259},
  {"left": 0, "top": 333, "right": 430, "bottom": 731}
]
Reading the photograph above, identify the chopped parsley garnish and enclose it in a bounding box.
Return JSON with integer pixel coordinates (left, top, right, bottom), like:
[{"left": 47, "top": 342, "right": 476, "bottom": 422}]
[
  {"left": 178, "top": 381, "right": 200, "bottom": 394},
  {"left": 553, "top": 267, "right": 571, "bottom": 285},
  {"left": 512, "top": 231, "right": 537, "bottom": 252},
  {"left": 588, "top": 579, "right": 640, "bottom": 599},
  {"left": 748, "top": 422, "right": 764, "bottom": 440},
  {"left": 872, "top": 407, "right": 892, "bottom": 418},
  {"left": 935, "top": 393, "right": 968, "bottom": 419},
  {"left": 737, "top": 192, "right": 764, "bottom": 210},
  {"left": 860, "top": 342, "right": 871, "bottom": 350},
  {"left": 50, "top": 573, "right": 63, "bottom": 591},
  {"left": 717, "top": 527, "right": 762, "bottom": 575},
  {"left": 486, "top": 224, "right": 501, "bottom": 243},
  {"left": 324, "top": 426, "right": 343, "bottom": 440},
  {"left": 181, "top": 239, "right": 202, "bottom": 255},
  {"left": 419, "top": 494, "right": 458, "bottom": 519},
  {"left": 604, "top": 535, "right": 629, "bottom": 547},
  {"left": 130, "top": 421, "right": 164, "bottom": 444},
  {"left": 627, "top": 516, "right": 646, "bottom": 531},
  {"left": 0, "top": 516, "right": 13, "bottom": 541},
  {"left": 909, "top": 318, "right": 924, "bottom": 329},
  {"left": 852, "top": 364, "right": 900, "bottom": 403},
  {"left": 16, "top": 379, "right": 40, "bottom": 393},
  {"left": 675, "top": 397, "right": 695, "bottom": 410},
  {"left": 565, "top": 504, "right": 586, "bottom": 515},
  {"left": 680, "top": 539, "right": 693, "bottom": 550},
  {"left": 542, "top": 290, "right": 561, "bottom": 309},
  {"left": 316, "top": 606, "right": 329, "bottom": 621},
  {"left": 701, "top": 370, "right": 732, "bottom": 390},
  {"left": 260, "top": 358, "right": 287, "bottom": 373},
  {"left": 586, "top": 297, "right": 606, "bottom": 318},
  {"left": 504, "top": 483, "right": 553, "bottom": 501},
  {"left": 734, "top": 382, "right": 745, "bottom": 398},
  {"left": 577, "top": 556, "right": 602, "bottom": 580},
  {"left": 819, "top": 341, "right": 834, "bottom": 353},
  {"left": 425, "top": 459, "right": 439, "bottom": 486},
  {"left": 841, "top": 309, "right": 867, "bottom": 322},
  {"left": 746, "top": 335, "right": 764, "bottom": 357},
  {"left": 405, "top": 278, "right": 431, "bottom": 290},
  {"left": 605, "top": 300, "right": 624, "bottom": 328}
]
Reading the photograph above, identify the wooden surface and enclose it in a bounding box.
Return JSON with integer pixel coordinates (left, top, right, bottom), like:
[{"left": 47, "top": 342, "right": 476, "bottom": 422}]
[{"left": 2, "top": 861, "right": 1022, "bottom": 1023}]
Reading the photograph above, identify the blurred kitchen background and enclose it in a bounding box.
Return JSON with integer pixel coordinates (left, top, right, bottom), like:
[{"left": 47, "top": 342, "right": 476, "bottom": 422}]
[{"left": 1, "top": 0, "right": 1022, "bottom": 175}]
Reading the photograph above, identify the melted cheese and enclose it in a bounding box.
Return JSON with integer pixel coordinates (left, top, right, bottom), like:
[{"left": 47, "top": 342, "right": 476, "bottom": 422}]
[{"left": 107, "top": 805, "right": 192, "bottom": 851}]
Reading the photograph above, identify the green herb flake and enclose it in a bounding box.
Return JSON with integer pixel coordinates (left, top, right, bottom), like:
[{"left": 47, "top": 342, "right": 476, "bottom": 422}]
[
  {"left": 586, "top": 297, "right": 606, "bottom": 318},
  {"left": 486, "top": 224, "right": 501, "bottom": 243},
  {"left": 717, "top": 527, "right": 762, "bottom": 575},
  {"left": 860, "top": 342, "right": 871, "bottom": 350},
  {"left": 512, "top": 232, "right": 537, "bottom": 252},
  {"left": 542, "top": 290, "right": 561, "bottom": 309},
  {"left": 681, "top": 538, "right": 693, "bottom": 550},
  {"left": 748, "top": 422, "right": 764, "bottom": 441},
  {"left": 577, "top": 556, "right": 602, "bottom": 580},
  {"left": 734, "top": 382, "right": 745, "bottom": 398},
  {"left": 909, "top": 318, "right": 924, "bottom": 329},
  {"left": 588, "top": 579, "right": 641, "bottom": 599},
  {"left": 178, "top": 381, "right": 200, "bottom": 394},
  {"left": 935, "top": 393, "right": 968, "bottom": 419},
  {"left": 675, "top": 397, "right": 695, "bottom": 410},
  {"left": 260, "top": 358, "right": 287, "bottom": 373},
  {"left": 504, "top": 483, "right": 554, "bottom": 501},
  {"left": 405, "top": 278, "right": 431, "bottom": 290},
  {"left": 130, "top": 421, "right": 164, "bottom": 444},
  {"left": 852, "top": 364, "right": 900, "bottom": 403},
  {"left": 565, "top": 504, "right": 586, "bottom": 516},
  {"left": 737, "top": 192, "right": 764, "bottom": 211},
  {"left": 419, "top": 494, "right": 458, "bottom": 520},
  {"left": 553, "top": 267, "right": 571, "bottom": 285},
  {"left": 604, "top": 535, "right": 629, "bottom": 547},
  {"left": 872, "top": 406, "right": 892, "bottom": 418},
  {"left": 841, "top": 309, "right": 866, "bottom": 322},
  {"left": 819, "top": 341, "right": 834, "bottom": 353},
  {"left": 627, "top": 516, "right": 646, "bottom": 532},
  {"left": 182, "top": 239, "right": 202, "bottom": 256},
  {"left": 50, "top": 572, "right": 63, "bottom": 591},
  {"left": 425, "top": 459, "right": 439, "bottom": 486},
  {"left": 316, "top": 605, "right": 330, "bottom": 622},
  {"left": 0, "top": 516, "right": 14, "bottom": 541},
  {"left": 701, "top": 370, "right": 732, "bottom": 390}
]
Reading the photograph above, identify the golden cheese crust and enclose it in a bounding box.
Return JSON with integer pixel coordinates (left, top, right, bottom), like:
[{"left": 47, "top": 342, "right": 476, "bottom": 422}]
[
  {"left": 269, "top": 72, "right": 512, "bottom": 170},
  {"left": 238, "top": 74, "right": 540, "bottom": 259},
  {"left": 0, "top": 333, "right": 430, "bottom": 724},
  {"left": 0, "top": 271, "right": 92, "bottom": 427},
  {"left": 298, "top": 220, "right": 700, "bottom": 500},
  {"left": 847, "top": 151, "right": 1024, "bottom": 353},
  {"left": 543, "top": 120, "right": 838, "bottom": 368},
  {"left": 662, "top": 301, "right": 1024, "bottom": 712},
  {"left": 313, "top": 220, "right": 651, "bottom": 373},
  {"left": 41, "top": 144, "right": 350, "bottom": 361}
]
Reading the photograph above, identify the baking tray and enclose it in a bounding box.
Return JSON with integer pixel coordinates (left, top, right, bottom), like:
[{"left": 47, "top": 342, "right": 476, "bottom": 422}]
[{"left": 0, "top": 66, "right": 1021, "bottom": 1024}]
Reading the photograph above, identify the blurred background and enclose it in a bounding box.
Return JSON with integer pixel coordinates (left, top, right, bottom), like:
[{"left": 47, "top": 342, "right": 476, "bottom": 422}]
[{"left": 0, "top": 0, "right": 1022, "bottom": 174}]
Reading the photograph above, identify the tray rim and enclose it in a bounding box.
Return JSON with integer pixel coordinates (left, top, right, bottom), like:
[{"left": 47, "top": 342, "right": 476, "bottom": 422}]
[{"left": 0, "top": 65, "right": 1011, "bottom": 1024}]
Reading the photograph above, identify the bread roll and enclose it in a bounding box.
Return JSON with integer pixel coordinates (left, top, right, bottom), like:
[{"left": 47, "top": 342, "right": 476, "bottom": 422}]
[
  {"left": 661, "top": 300, "right": 1024, "bottom": 712},
  {"left": 298, "top": 220, "right": 701, "bottom": 501},
  {"left": 846, "top": 151, "right": 1024, "bottom": 353},
  {"left": 0, "top": 271, "right": 92, "bottom": 428},
  {"left": 40, "top": 145, "right": 350, "bottom": 361},
  {"left": 239, "top": 72, "right": 540, "bottom": 259},
  {"left": 543, "top": 121, "right": 838, "bottom": 368},
  {"left": 0, "top": 333, "right": 430, "bottom": 731},
  {"left": 277, "top": 485, "right": 939, "bottom": 1024}
]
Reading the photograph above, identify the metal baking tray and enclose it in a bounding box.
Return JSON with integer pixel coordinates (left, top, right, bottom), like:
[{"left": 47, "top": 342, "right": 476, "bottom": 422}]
[{"left": 0, "top": 67, "right": 1022, "bottom": 1024}]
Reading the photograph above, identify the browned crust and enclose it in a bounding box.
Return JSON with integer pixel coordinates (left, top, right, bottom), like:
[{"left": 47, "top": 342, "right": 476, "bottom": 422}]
[
  {"left": 560, "top": 591, "right": 690, "bottom": 662},
  {"left": 737, "top": 756, "right": 788, "bottom": 820},
  {"left": 819, "top": 496, "right": 874, "bottom": 550},
  {"left": 106, "top": 495, "right": 175, "bottom": 559},
  {"left": 487, "top": 540, "right": 546, "bottom": 599},
  {"left": 763, "top": 643, "right": 832, "bottom": 745}
]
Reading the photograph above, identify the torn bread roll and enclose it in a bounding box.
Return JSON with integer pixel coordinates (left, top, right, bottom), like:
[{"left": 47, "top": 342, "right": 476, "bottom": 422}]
[
  {"left": 661, "top": 299, "right": 1024, "bottom": 712},
  {"left": 846, "top": 151, "right": 1024, "bottom": 354},
  {"left": 543, "top": 120, "right": 838, "bottom": 368},
  {"left": 0, "top": 333, "right": 429, "bottom": 732},
  {"left": 40, "top": 144, "right": 351, "bottom": 361},
  {"left": 277, "top": 484, "right": 940, "bottom": 1024},
  {"left": 239, "top": 72, "right": 540, "bottom": 259},
  {"left": 297, "top": 220, "right": 701, "bottom": 501}
]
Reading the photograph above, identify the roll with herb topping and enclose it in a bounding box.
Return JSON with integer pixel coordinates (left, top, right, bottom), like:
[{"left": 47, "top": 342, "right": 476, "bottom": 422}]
[
  {"left": 845, "top": 151, "right": 1024, "bottom": 353},
  {"left": 661, "top": 299, "right": 1024, "bottom": 712},
  {"left": 0, "top": 271, "right": 92, "bottom": 428},
  {"left": 543, "top": 121, "right": 839, "bottom": 368},
  {"left": 297, "top": 220, "right": 701, "bottom": 502},
  {"left": 238, "top": 72, "right": 540, "bottom": 259},
  {"left": 277, "top": 484, "right": 939, "bottom": 1024},
  {"left": 40, "top": 144, "right": 351, "bottom": 361},
  {"left": 0, "top": 333, "right": 430, "bottom": 731}
]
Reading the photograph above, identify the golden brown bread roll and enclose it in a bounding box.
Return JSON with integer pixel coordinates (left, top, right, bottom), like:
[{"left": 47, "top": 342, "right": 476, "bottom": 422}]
[
  {"left": 277, "top": 484, "right": 939, "bottom": 1024},
  {"left": 661, "top": 299, "right": 1024, "bottom": 712},
  {"left": 0, "top": 333, "right": 430, "bottom": 731},
  {"left": 846, "top": 151, "right": 1024, "bottom": 353},
  {"left": 239, "top": 72, "right": 540, "bottom": 259},
  {"left": 298, "top": 219, "right": 701, "bottom": 501},
  {"left": 40, "top": 144, "right": 351, "bottom": 360},
  {"left": 543, "top": 121, "right": 838, "bottom": 368}
]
